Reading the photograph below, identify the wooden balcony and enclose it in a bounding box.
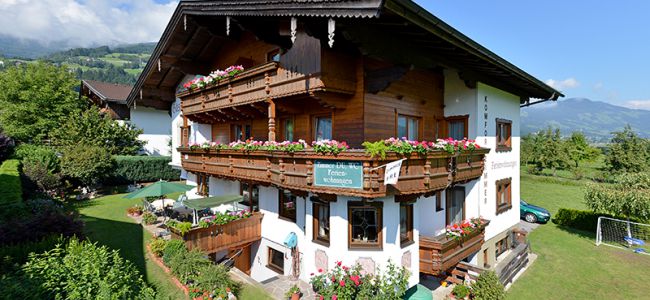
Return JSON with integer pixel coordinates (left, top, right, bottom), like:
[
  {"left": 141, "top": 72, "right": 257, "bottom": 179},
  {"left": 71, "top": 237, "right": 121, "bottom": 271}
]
[
  {"left": 177, "top": 61, "right": 355, "bottom": 117},
  {"left": 179, "top": 148, "right": 487, "bottom": 198},
  {"left": 419, "top": 223, "right": 488, "bottom": 276},
  {"left": 169, "top": 213, "right": 263, "bottom": 254}
]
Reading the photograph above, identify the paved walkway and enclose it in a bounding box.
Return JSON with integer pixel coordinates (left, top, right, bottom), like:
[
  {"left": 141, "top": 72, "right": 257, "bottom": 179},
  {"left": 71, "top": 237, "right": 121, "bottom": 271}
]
[{"left": 259, "top": 275, "right": 316, "bottom": 300}]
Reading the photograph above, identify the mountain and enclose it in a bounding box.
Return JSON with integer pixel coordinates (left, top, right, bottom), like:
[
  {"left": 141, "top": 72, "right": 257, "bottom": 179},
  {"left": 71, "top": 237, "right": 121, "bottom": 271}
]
[
  {"left": 0, "top": 35, "right": 71, "bottom": 58},
  {"left": 521, "top": 98, "right": 650, "bottom": 142}
]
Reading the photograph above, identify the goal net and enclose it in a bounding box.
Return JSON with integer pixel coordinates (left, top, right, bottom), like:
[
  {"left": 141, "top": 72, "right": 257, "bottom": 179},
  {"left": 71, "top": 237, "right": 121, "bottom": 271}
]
[{"left": 596, "top": 216, "right": 650, "bottom": 255}]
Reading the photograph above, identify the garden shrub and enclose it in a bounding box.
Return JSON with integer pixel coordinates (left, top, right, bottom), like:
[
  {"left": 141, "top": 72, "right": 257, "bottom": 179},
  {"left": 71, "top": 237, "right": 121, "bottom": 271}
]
[
  {"left": 21, "top": 239, "right": 156, "bottom": 299},
  {"left": 0, "top": 159, "right": 26, "bottom": 221},
  {"left": 194, "top": 264, "right": 241, "bottom": 298},
  {"left": 141, "top": 211, "right": 157, "bottom": 225},
  {"left": 104, "top": 155, "right": 181, "bottom": 185},
  {"left": 162, "top": 239, "right": 187, "bottom": 264},
  {"left": 169, "top": 248, "right": 212, "bottom": 283},
  {"left": 471, "top": 270, "right": 505, "bottom": 300},
  {"left": 0, "top": 133, "right": 14, "bottom": 162},
  {"left": 149, "top": 238, "right": 167, "bottom": 257},
  {"left": 552, "top": 208, "right": 632, "bottom": 232},
  {"left": 452, "top": 284, "right": 470, "bottom": 298},
  {"left": 0, "top": 235, "right": 67, "bottom": 273},
  {"left": 60, "top": 144, "right": 113, "bottom": 186}
]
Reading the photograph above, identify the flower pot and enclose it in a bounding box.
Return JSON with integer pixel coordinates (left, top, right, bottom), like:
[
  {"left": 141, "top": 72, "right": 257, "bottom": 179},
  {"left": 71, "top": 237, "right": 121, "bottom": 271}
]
[{"left": 291, "top": 292, "right": 300, "bottom": 300}]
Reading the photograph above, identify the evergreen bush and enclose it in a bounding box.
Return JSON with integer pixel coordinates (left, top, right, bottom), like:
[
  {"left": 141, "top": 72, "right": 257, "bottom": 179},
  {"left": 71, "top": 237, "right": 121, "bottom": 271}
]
[
  {"left": 104, "top": 155, "right": 181, "bottom": 185},
  {"left": 471, "top": 271, "right": 505, "bottom": 300}
]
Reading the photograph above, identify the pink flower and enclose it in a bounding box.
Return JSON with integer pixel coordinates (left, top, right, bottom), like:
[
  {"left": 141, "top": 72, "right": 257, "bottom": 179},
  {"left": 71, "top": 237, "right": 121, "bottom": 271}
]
[
  {"left": 320, "top": 296, "right": 324, "bottom": 300},
  {"left": 332, "top": 295, "right": 338, "bottom": 300},
  {"left": 337, "top": 261, "right": 342, "bottom": 267},
  {"left": 339, "top": 280, "right": 345, "bottom": 287},
  {"left": 318, "top": 268, "right": 323, "bottom": 273}
]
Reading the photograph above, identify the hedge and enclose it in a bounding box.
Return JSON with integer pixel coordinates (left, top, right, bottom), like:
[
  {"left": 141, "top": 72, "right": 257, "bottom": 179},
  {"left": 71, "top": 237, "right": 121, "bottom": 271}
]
[
  {"left": 0, "top": 159, "right": 26, "bottom": 221},
  {"left": 552, "top": 208, "right": 645, "bottom": 232},
  {"left": 104, "top": 156, "right": 181, "bottom": 185}
]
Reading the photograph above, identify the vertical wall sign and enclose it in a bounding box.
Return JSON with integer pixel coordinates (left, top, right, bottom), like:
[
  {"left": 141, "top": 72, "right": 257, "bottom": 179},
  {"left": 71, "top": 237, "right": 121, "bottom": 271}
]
[{"left": 482, "top": 96, "right": 489, "bottom": 205}]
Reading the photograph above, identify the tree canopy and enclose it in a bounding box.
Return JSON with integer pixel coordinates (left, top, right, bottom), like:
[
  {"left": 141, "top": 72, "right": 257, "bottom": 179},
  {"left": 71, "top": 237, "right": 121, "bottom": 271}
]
[
  {"left": 585, "top": 173, "right": 650, "bottom": 222},
  {"left": 606, "top": 125, "right": 649, "bottom": 173},
  {"left": 51, "top": 108, "right": 144, "bottom": 156},
  {"left": 0, "top": 62, "right": 85, "bottom": 143}
]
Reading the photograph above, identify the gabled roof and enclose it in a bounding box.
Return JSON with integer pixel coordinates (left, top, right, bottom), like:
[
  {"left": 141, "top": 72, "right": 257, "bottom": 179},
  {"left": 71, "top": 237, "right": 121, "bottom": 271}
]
[
  {"left": 81, "top": 80, "right": 132, "bottom": 104},
  {"left": 127, "top": 0, "right": 562, "bottom": 107}
]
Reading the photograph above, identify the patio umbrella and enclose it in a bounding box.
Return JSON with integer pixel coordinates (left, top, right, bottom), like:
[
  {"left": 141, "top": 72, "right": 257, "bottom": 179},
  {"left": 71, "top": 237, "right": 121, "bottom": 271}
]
[{"left": 123, "top": 180, "right": 194, "bottom": 199}]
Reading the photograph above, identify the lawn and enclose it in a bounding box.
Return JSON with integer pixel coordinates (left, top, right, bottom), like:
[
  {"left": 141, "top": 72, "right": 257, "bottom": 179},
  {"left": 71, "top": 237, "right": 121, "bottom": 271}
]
[
  {"left": 506, "top": 175, "right": 650, "bottom": 299},
  {"left": 77, "top": 193, "right": 272, "bottom": 300}
]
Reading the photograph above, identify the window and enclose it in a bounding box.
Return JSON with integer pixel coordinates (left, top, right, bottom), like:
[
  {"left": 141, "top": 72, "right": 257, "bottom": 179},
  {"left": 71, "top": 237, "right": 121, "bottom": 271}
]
[
  {"left": 267, "top": 49, "right": 281, "bottom": 62},
  {"left": 397, "top": 115, "right": 421, "bottom": 140},
  {"left": 435, "top": 191, "right": 443, "bottom": 212},
  {"left": 483, "top": 249, "right": 490, "bottom": 268},
  {"left": 312, "top": 200, "right": 330, "bottom": 245},
  {"left": 267, "top": 247, "right": 284, "bottom": 274},
  {"left": 283, "top": 118, "right": 294, "bottom": 141},
  {"left": 399, "top": 203, "right": 414, "bottom": 246},
  {"left": 446, "top": 187, "right": 465, "bottom": 226},
  {"left": 496, "top": 178, "right": 512, "bottom": 214},
  {"left": 496, "top": 119, "right": 512, "bottom": 151},
  {"left": 279, "top": 190, "right": 297, "bottom": 222},
  {"left": 314, "top": 115, "right": 332, "bottom": 141},
  {"left": 495, "top": 237, "right": 509, "bottom": 258},
  {"left": 445, "top": 115, "right": 469, "bottom": 140},
  {"left": 239, "top": 182, "right": 259, "bottom": 212},
  {"left": 232, "top": 124, "right": 252, "bottom": 141},
  {"left": 348, "top": 202, "right": 382, "bottom": 249},
  {"left": 196, "top": 173, "right": 209, "bottom": 196}
]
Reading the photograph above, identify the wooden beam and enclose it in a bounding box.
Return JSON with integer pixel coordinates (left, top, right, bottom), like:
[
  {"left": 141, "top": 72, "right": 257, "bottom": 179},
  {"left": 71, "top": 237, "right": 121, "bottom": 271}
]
[{"left": 268, "top": 99, "right": 276, "bottom": 142}]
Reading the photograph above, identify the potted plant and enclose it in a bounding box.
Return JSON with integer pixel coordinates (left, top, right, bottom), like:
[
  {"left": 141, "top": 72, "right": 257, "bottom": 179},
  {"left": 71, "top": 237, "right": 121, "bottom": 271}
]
[
  {"left": 285, "top": 284, "right": 301, "bottom": 300},
  {"left": 451, "top": 284, "right": 470, "bottom": 300}
]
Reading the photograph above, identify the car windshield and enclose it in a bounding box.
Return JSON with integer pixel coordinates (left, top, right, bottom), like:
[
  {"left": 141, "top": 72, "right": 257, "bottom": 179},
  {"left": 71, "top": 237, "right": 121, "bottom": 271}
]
[{"left": 521, "top": 199, "right": 528, "bottom": 206}]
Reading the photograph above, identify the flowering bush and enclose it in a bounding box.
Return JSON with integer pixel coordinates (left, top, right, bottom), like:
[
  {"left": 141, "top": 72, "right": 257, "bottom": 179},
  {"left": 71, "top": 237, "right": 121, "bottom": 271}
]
[
  {"left": 445, "top": 217, "right": 488, "bottom": 240},
  {"left": 363, "top": 137, "right": 481, "bottom": 158},
  {"left": 309, "top": 261, "right": 409, "bottom": 300},
  {"left": 312, "top": 140, "right": 349, "bottom": 155},
  {"left": 182, "top": 65, "right": 244, "bottom": 91}
]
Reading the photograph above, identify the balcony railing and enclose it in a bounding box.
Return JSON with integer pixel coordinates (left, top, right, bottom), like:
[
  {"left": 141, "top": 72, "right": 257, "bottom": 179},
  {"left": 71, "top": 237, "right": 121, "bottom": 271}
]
[
  {"left": 169, "top": 213, "right": 263, "bottom": 254},
  {"left": 179, "top": 148, "right": 487, "bottom": 198},
  {"left": 177, "top": 61, "right": 355, "bottom": 116},
  {"left": 419, "top": 222, "right": 488, "bottom": 276}
]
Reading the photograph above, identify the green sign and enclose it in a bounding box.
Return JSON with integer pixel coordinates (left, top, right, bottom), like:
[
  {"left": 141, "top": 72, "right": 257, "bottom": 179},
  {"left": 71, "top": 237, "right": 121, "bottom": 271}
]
[{"left": 313, "top": 160, "right": 363, "bottom": 189}]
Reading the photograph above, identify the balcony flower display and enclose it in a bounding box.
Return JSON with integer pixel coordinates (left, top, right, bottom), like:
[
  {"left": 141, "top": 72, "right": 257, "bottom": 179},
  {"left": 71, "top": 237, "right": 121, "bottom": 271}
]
[
  {"left": 445, "top": 217, "right": 487, "bottom": 240},
  {"left": 312, "top": 139, "right": 349, "bottom": 155},
  {"left": 188, "top": 142, "right": 201, "bottom": 151},
  {"left": 363, "top": 137, "right": 481, "bottom": 159},
  {"left": 182, "top": 65, "right": 245, "bottom": 91}
]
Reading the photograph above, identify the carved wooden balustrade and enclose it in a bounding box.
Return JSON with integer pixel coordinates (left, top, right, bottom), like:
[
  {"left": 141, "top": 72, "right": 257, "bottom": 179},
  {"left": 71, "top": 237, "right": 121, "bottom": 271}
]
[
  {"left": 179, "top": 148, "right": 488, "bottom": 198},
  {"left": 177, "top": 61, "right": 355, "bottom": 117},
  {"left": 169, "top": 213, "right": 263, "bottom": 254},
  {"left": 419, "top": 222, "right": 489, "bottom": 276}
]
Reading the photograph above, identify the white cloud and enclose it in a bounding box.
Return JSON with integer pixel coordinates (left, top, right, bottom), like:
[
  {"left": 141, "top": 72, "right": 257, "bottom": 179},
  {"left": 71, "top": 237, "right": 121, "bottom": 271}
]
[
  {"left": 624, "top": 100, "right": 650, "bottom": 111},
  {"left": 0, "top": 0, "right": 178, "bottom": 46},
  {"left": 545, "top": 77, "right": 580, "bottom": 90}
]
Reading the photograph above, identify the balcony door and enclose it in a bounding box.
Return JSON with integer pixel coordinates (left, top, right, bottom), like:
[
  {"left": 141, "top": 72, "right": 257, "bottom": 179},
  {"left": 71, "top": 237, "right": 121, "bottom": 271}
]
[{"left": 445, "top": 186, "right": 465, "bottom": 225}]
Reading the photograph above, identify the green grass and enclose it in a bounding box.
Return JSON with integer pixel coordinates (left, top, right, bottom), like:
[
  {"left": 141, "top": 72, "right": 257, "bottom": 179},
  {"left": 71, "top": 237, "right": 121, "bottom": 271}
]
[
  {"left": 0, "top": 159, "right": 26, "bottom": 219},
  {"left": 77, "top": 193, "right": 272, "bottom": 300},
  {"left": 506, "top": 175, "right": 650, "bottom": 299}
]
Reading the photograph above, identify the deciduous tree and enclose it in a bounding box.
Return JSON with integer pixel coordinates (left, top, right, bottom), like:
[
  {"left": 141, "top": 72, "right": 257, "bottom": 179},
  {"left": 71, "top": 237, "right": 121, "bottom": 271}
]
[{"left": 606, "top": 125, "right": 648, "bottom": 173}]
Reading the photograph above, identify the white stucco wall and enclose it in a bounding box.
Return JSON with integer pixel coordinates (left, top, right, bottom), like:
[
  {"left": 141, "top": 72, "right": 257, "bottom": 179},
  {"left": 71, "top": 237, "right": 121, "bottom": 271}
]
[
  {"left": 130, "top": 106, "right": 172, "bottom": 156},
  {"left": 444, "top": 69, "right": 478, "bottom": 139},
  {"left": 475, "top": 83, "right": 521, "bottom": 241}
]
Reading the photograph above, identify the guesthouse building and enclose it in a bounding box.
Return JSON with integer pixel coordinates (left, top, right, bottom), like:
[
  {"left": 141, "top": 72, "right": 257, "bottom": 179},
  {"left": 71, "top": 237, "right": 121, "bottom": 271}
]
[{"left": 127, "top": 0, "right": 562, "bottom": 289}]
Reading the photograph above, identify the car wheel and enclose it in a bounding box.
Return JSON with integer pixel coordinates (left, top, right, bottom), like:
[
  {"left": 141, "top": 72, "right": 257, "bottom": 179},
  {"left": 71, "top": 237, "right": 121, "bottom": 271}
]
[{"left": 524, "top": 213, "right": 537, "bottom": 223}]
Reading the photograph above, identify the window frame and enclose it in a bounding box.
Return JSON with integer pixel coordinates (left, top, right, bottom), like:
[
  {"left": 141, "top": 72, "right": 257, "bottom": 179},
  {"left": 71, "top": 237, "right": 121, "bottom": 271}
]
[
  {"left": 435, "top": 191, "right": 443, "bottom": 212},
  {"left": 278, "top": 190, "right": 297, "bottom": 223},
  {"left": 399, "top": 203, "right": 414, "bottom": 247},
  {"left": 396, "top": 114, "right": 422, "bottom": 140},
  {"left": 281, "top": 117, "right": 295, "bottom": 142},
  {"left": 496, "top": 118, "right": 512, "bottom": 151},
  {"left": 445, "top": 186, "right": 466, "bottom": 226},
  {"left": 267, "top": 48, "right": 281, "bottom": 62},
  {"left": 312, "top": 114, "right": 333, "bottom": 142},
  {"left": 348, "top": 201, "right": 383, "bottom": 250},
  {"left": 443, "top": 115, "right": 469, "bottom": 140},
  {"left": 231, "top": 123, "right": 252, "bottom": 142},
  {"left": 196, "top": 173, "right": 209, "bottom": 196},
  {"left": 239, "top": 182, "right": 259, "bottom": 212},
  {"left": 496, "top": 178, "right": 513, "bottom": 214},
  {"left": 267, "top": 247, "right": 284, "bottom": 274},
  {"left": 495, "top": 237, "right": 509, "bottom": 258},
  {"left": 312, "top": 200, "right": 330, "bottom": 246}
]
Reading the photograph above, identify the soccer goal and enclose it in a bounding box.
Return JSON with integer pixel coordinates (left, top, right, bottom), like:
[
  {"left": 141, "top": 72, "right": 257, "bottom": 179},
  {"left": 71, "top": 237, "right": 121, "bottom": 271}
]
[{"left": 596, "top": 216, "right": 650, "bottom": 255}]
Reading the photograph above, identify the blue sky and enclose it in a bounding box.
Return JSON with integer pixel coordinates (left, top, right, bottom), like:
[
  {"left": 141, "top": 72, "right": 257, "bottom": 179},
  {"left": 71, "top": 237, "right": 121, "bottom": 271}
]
[
  {"left": 1, "top": 0, "right": 648, "bottom": 109},
  {"left": 417, "top": 0, "right": 650, "bottom": 109}
]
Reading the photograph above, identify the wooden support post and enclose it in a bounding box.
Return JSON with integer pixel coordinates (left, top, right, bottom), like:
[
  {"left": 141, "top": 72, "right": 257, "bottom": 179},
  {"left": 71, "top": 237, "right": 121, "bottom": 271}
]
[{"left": 268, "top": 99, "right": 276, "bottom": 142}]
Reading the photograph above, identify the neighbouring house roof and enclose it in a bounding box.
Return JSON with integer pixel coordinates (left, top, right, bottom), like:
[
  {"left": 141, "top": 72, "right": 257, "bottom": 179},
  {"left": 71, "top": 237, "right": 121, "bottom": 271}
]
[
  {"left": 127, "top": 0, "right": 563, "bottom": 108},
  {"left": 81, "top": 80, "right": 132, "bottom": 104}
]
